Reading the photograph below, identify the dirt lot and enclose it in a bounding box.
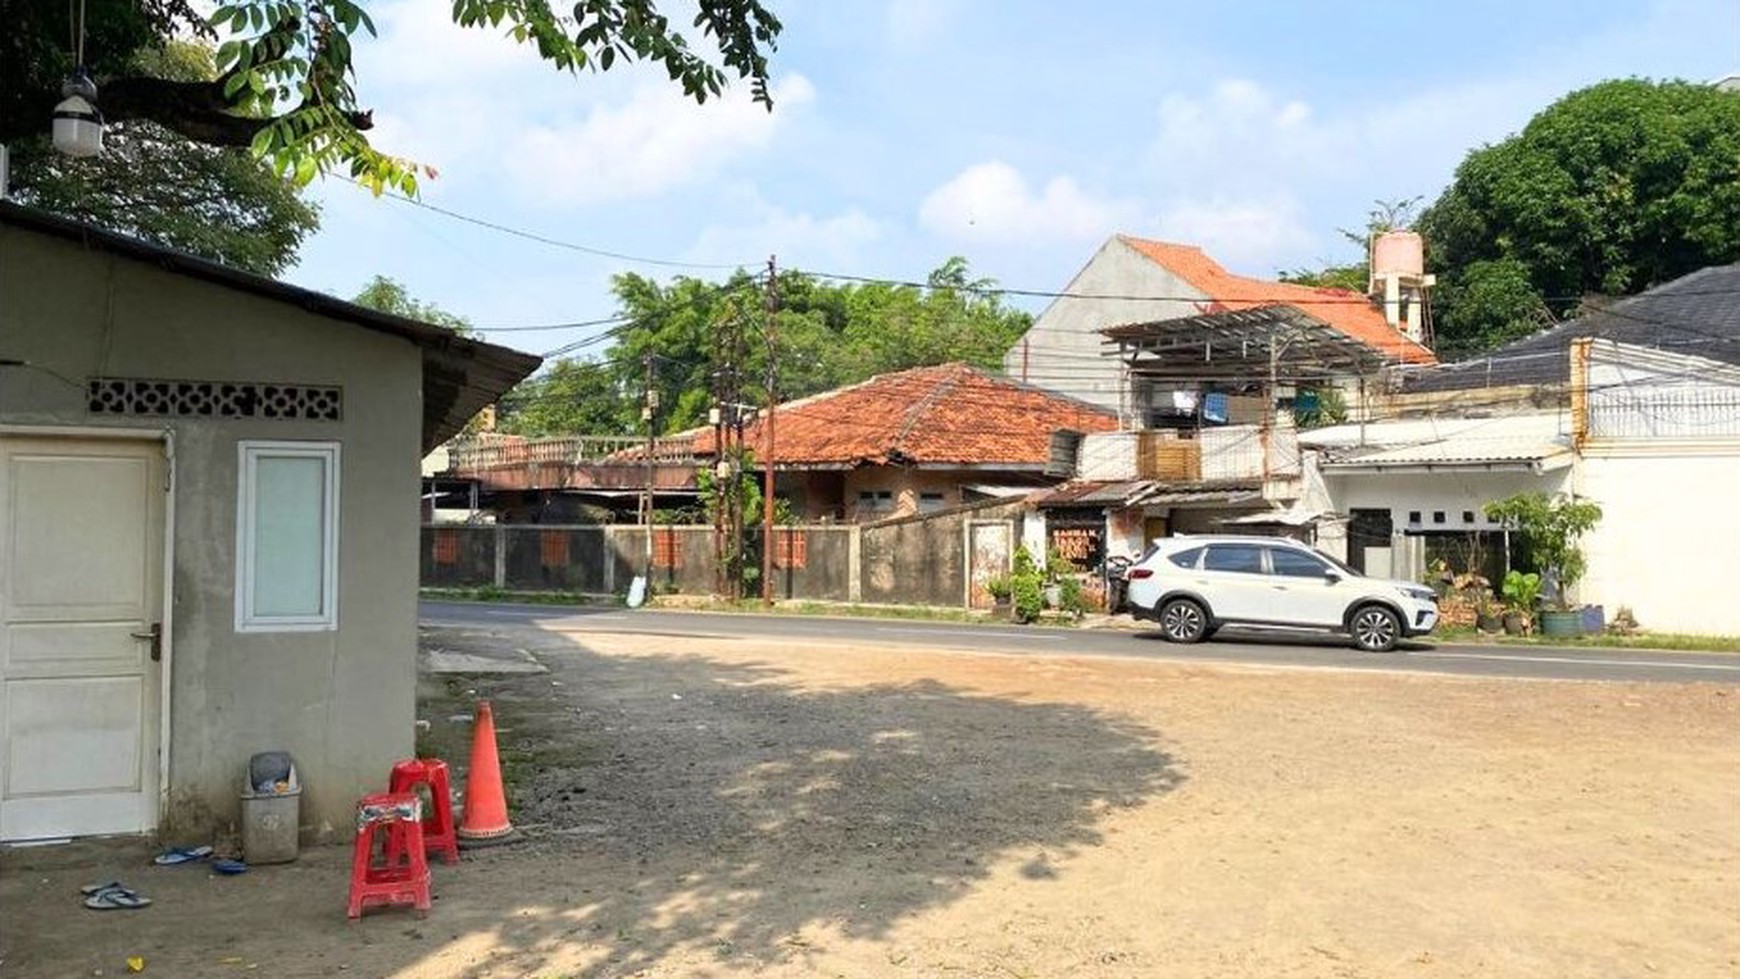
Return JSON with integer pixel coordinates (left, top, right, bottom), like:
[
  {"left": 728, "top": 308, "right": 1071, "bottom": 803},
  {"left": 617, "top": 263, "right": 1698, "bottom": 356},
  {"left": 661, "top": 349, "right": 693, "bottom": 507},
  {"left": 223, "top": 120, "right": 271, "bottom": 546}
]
[{"left": 4, "top": 621, "right": 1737, "bottom": 978}]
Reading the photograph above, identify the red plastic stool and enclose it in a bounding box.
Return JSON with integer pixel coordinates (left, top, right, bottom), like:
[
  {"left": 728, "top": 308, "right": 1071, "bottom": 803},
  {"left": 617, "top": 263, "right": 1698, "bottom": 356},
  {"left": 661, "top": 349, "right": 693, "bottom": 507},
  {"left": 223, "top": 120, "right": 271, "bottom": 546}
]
[
  {"left": 389, "top": 758, "right": 459, "bottom": 865},
  {"left": 346, "top": 792, "right": 431, "bottom": 920}
]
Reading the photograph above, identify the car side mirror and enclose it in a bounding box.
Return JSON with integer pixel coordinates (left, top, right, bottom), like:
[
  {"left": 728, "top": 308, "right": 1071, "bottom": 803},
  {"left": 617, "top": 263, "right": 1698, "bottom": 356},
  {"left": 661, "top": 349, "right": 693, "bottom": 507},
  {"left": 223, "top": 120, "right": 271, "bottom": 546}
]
[{"left": 1323, "top": 569, "right": 1342, "bottom": 583}]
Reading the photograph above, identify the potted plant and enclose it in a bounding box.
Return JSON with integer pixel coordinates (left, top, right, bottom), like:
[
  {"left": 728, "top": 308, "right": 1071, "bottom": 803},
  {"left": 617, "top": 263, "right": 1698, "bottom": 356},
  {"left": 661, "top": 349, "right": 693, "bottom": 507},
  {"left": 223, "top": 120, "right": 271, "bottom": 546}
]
[
  {"left": 1484, "top": 493, "right": 1603, "bottom": 638},
  {"left": 1500, "top": 570, "right": 1540, "bottom": 635},
  {"left": 984, "top": 574, "right": 1013, "bottom": 619}
]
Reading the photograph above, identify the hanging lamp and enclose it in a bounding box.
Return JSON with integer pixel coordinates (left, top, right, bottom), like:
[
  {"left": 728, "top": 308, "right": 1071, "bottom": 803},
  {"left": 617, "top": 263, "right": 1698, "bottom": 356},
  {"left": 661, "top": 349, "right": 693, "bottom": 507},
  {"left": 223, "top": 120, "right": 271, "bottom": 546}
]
[{"left": 52, "top": 0, "right": 103, "bottom": 157}]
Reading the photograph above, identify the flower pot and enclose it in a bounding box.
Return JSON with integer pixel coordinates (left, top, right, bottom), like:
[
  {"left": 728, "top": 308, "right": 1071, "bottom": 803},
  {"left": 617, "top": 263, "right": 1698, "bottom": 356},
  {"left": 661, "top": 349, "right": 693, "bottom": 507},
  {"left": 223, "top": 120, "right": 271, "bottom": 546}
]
[
  {"left": 991, "top": 599, "right": 1013, "bottom": 621},
  {"left": 1476, "top": 611, "right": 1502, "bottom": 634},
  {"left": 1042, "top": 584, "right": 1062, "bottom": 609},
  {"left": 1502, "top": 611, "right": 1528, "bottom": 636},
  {"left": 1579, "top": 605, "right": 1605, "bottom": 634},
  {"left": 1538, "top": 609, "right": 1584, "bottom": 637}
]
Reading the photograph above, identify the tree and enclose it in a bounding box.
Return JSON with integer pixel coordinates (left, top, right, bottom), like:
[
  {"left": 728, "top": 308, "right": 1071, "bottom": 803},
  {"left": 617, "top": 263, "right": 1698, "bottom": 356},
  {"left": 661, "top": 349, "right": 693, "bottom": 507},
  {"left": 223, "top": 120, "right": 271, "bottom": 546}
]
[
  {"left": 5, "top": 40, "right": 319, "bottom": 277},
  {"left": 351, "top": 275, "right": 474, "bottom": 334},
  {"left": 1420, "top": 79, "right": 1740, "bottom": 354},
  {"left": 2, "top": 1, "right": 782, "bottom": 194},
  {"left": 495, "top": 260, "right": 1034, "bottom": 438}
]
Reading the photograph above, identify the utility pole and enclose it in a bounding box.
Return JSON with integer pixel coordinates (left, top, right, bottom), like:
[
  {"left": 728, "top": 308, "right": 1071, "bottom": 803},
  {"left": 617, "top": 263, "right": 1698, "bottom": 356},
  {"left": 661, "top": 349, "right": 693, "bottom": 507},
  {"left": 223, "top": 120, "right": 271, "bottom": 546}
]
[
  {"left": 641, "top": 352, "right": 657, "bottom": 579},
  {"left": 761, "top": 256, "right": 779, "bottom": 607}
]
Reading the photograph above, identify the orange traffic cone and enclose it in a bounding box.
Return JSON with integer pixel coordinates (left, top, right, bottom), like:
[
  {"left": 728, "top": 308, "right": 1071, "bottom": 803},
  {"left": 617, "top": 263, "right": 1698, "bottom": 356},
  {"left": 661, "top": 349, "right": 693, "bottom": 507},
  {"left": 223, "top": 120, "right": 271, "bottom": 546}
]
[{"left": 457, "top": 700, "right": 514, "bottom": 841}]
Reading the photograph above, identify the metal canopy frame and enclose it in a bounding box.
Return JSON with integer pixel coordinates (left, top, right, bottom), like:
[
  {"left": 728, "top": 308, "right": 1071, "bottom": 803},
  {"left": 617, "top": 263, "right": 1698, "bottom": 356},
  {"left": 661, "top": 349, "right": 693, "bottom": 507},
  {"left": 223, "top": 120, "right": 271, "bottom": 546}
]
[{"left": 1102, "top": 304, "right": 1393, "bottom": 383}]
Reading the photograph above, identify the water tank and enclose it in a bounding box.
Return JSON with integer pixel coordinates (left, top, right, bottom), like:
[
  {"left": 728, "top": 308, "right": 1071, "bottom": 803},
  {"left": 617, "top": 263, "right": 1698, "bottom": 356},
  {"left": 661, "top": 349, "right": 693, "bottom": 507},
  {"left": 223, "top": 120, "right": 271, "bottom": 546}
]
[{"left": 1371, "top": 230, "right": 1425, "bottom": 279}]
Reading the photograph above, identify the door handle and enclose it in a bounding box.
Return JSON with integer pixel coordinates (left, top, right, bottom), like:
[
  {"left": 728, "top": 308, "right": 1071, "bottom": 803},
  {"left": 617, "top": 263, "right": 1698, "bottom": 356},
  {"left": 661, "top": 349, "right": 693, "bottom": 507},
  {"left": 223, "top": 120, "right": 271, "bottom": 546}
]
[{"left": 131, "top": 623, "right": 162, "bottom": 662}]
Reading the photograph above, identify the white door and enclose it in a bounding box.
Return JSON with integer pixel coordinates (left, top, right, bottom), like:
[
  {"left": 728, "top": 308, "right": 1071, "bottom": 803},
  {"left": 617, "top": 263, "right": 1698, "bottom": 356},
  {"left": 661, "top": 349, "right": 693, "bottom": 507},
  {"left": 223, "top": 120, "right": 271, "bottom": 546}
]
[{"left": 0, "top": 437, "right": 165, "bottom": 841}]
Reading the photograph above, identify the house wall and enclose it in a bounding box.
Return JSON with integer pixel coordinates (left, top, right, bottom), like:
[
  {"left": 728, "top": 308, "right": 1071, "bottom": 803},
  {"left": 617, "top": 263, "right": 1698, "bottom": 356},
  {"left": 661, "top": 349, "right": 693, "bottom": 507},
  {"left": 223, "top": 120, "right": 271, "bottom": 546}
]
[
  {"left": 1003, "top": 238, "right": 1207, "bottom": 415},
  {"left": 842, "top": 468, "right": 994, "bottom": 522},
  {"left": 1575, "top": 447, "right": 1737, "bottom": 636},
  {"left": 1, "top": 227, "right": 422, "bottom": 839},
  {"left": 1322, "top": 470, "right": 1570, "bottom": 537}
]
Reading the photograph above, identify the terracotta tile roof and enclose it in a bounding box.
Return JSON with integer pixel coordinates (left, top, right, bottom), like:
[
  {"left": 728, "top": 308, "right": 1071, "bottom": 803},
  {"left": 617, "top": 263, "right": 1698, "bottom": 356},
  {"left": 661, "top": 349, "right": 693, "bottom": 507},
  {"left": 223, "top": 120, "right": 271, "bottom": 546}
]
[
  {"left": 1118, "top": 235, "right": 1437, "bottom": 365},
  {"left": 678, "top": 363, "right": 1119, "bottom": 467}
]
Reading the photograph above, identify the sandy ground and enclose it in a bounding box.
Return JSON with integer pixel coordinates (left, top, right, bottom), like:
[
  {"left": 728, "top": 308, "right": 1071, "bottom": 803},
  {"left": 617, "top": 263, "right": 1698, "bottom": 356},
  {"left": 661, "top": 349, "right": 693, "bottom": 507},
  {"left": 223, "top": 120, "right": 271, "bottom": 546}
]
[{"left": 3, "top": 623, "right": 1737, "bottom": 979}]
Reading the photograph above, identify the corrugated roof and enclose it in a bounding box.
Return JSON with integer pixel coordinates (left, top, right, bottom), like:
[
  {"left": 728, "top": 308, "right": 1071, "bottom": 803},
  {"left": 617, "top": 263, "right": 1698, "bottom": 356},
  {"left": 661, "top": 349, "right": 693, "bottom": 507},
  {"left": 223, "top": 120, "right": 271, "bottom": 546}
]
[
  {"left": 1118, "top": 236, "right": 1436, "bottom": 365},
  {"left": 1307, "top": 413, "right": 1573, "bottom": 470},
  {"left": 1029, "top": 480, "right": 1153, "bottom": 507},
  {"left": 1398, "top": 263, "right": 1740, "bottom": 393}
]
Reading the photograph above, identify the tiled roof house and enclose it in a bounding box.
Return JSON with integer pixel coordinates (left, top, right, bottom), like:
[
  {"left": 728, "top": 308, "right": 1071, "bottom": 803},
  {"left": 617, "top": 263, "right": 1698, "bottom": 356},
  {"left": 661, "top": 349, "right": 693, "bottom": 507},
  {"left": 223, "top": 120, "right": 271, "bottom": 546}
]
[{"left": 659, "top": 362, "right": 1119, "bottom": 521}]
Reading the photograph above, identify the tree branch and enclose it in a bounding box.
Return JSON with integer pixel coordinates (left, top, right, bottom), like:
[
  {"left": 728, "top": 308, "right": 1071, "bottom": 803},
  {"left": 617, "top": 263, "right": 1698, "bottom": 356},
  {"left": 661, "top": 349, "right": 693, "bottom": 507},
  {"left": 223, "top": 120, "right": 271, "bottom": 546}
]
[{"left": 98, "top": 75, "right": 371, "bottom": 148}]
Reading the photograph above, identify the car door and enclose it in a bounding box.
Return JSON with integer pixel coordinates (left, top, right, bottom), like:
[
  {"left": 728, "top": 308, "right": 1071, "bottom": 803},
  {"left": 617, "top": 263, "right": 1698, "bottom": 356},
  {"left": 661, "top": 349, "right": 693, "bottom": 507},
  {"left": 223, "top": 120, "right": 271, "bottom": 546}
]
[
  {"left": 1195, "top": 543, "right": 1270, "bottom": 621},
  {"left": 1264, "top": 546, "right": 1346, "bottom": 627}
]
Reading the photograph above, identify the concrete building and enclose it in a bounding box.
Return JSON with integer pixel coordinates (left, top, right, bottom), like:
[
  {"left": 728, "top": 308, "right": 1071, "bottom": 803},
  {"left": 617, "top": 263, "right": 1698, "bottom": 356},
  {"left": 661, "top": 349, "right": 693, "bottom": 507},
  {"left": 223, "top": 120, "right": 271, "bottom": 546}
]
[
  {"left": 1002, "top": 235, "right": 1435, "bottom": 418},
  {"left": 0, "top": 203, "right": 538, "bottom": 842}
]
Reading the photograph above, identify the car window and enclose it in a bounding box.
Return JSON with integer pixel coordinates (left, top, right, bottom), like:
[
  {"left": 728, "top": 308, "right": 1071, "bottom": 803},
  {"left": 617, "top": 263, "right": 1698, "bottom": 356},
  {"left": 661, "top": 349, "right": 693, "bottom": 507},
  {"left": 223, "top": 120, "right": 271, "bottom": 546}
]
[
  {"left": 1269, "top": 547, "right": 1330, "bottom": 578},
  {"left": 1167, "top": 546, "right": 1203, "bottom": 569},
  {"left": 1202, "top": 544, "right": 1264, "bottom": 574}
]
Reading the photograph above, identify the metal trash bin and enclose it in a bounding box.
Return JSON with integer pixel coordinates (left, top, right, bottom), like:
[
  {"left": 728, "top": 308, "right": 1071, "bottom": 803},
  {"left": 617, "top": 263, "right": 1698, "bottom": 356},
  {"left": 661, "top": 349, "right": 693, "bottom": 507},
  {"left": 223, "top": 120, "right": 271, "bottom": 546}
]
[{"left": 240, "top": 751, "right": 301, "bottom": 864}]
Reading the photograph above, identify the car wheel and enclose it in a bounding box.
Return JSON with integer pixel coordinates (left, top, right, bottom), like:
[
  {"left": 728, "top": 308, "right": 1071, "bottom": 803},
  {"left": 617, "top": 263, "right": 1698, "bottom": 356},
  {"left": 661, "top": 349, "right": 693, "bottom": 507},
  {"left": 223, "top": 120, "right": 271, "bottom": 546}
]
[
  {"left": 1350, "top": 605, "right": 1401, "bottom": 652},
  {"left": 1158, "top": 598, "right": 1209, "bottom": 644}
]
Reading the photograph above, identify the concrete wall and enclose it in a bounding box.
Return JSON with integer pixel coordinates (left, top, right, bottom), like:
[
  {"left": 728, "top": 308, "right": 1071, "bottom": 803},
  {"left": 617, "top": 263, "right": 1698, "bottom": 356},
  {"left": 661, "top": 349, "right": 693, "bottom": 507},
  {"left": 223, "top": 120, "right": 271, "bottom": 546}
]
[
  {"left": 2, "top": 225, "right": 422, "bottom": 840},
  {"left": 1576, "top": 447, "right": 1739, "bottom": 635},
  {"left": 843, "top": 468, "right": 974, "bottom": 522},
  {"left": 1002, "top": 238, "right": 1207, "bottom": 415},
  {"left": 424, "top": 524, "right": 859, "bottom": 602},
  {"left": 860, "top": 501, "right": 1026, "bottom": 606}
]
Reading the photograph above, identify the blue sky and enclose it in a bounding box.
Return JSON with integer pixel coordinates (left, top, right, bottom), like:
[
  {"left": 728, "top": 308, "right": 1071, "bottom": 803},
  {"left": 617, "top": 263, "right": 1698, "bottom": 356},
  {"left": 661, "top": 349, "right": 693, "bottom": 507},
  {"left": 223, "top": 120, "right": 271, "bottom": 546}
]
[{"left": 286, "top": 0, "right": 1740, "bottom": 361}]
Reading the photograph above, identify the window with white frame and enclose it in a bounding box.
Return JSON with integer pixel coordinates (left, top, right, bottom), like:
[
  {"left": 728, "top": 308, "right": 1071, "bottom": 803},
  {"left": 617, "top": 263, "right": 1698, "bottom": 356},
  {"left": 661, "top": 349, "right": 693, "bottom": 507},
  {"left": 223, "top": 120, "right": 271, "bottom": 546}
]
[{"left": 236, "top": 441, "right": 339, "bottom": 632}]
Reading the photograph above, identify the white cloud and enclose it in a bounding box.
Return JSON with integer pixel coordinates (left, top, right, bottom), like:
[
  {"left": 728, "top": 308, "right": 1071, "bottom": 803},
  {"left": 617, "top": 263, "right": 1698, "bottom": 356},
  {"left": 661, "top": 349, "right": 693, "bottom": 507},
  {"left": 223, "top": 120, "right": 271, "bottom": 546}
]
[
  {"left": 1153, "top": 196, "right": 1315, "bottom": 273},
  {"left": 503, "top": 75, "right": 816, "bottom": 206},
  {"left": 918, "top": 161, "right": 1140, "bottom": 244},
  {"left": 685, "top": 202, "right": 883, "bottom": 271}
]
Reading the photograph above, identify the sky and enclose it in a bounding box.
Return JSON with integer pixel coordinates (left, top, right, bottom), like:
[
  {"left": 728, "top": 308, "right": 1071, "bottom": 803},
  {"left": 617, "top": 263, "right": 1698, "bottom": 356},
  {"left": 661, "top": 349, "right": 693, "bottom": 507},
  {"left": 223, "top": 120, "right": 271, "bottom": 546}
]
[{"left": 285, "top": 0, "right": 1740, "bottom": 362}]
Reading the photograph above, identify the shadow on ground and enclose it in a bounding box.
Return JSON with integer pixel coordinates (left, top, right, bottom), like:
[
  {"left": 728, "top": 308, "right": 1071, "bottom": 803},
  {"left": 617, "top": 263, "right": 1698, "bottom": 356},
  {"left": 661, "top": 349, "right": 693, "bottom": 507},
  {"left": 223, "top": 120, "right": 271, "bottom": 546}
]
[{"left": 0, "top": 624, "right": 1182, "bottom": 978}]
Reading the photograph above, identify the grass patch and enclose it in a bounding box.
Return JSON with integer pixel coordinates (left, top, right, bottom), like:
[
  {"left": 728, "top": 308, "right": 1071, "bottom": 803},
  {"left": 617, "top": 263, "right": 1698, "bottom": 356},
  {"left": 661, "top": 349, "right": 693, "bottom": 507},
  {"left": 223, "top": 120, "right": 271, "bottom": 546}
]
[
  {"left": 421, "top": 586, "right": 620, "bottom": 607},
  {"left": 1435, "top": 625, "right": 1739, "bottom": 653}
]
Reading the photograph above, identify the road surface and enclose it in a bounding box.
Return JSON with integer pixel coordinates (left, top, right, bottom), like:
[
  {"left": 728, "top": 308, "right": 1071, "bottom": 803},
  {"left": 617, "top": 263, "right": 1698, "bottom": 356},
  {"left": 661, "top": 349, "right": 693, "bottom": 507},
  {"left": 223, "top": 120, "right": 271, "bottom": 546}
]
[{"left": 420, "top": 600, "right": 1740, "bottom": 684}]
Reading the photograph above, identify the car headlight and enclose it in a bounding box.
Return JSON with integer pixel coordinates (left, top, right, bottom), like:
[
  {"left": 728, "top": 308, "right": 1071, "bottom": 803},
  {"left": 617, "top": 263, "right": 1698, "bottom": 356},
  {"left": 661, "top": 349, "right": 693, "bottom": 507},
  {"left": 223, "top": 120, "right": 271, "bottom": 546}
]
[{"left": 1402, "top": 586, "right": 1437, "bottom": 603}]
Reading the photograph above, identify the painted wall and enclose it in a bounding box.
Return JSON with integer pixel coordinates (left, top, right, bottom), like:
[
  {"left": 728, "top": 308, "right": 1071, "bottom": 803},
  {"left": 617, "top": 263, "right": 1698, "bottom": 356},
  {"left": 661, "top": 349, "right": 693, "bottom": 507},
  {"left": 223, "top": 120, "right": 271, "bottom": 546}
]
[
  {"left": 1002, "top": 238, "right": 1207, "bottom": 415},
  {"left": 1322, "top": 470, "right": 1570, "bottom": 535},
  {"left": 1, "top": 226, "right": 422, "bottom": 839},
  {"left": 1576, "top": 446, "right": 1740, "bottom": 636}
]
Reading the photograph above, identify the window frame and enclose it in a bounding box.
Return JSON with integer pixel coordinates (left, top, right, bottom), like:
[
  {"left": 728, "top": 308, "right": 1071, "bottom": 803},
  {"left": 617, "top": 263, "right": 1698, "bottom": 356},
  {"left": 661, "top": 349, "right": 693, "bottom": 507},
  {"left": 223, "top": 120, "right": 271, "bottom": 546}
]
[
  {"left": 1267, "top": 546, "right": 1331, "bottom": 579},
  {"left": 234, "top": 440, "right": 340, "bottom": 633},
  {"left": 1201, "top": 543, "right": 1265, "bottom": 575}
]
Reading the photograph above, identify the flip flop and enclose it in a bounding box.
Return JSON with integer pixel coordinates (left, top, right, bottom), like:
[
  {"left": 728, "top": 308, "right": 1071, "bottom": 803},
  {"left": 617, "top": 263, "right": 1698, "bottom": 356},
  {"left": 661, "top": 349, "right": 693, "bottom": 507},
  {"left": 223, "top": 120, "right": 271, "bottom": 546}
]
[
  {"left": 79, "top": 880, "right": 125, "bottom": 896},
  {"left": 210, "top": 859, "right": 248, "bottom": 875},
  {"left": 84, "top": 885, "right": 151, "bottom": 910},
  {"left": 153, "top": 845, "right": 213, "bottom": 865}
]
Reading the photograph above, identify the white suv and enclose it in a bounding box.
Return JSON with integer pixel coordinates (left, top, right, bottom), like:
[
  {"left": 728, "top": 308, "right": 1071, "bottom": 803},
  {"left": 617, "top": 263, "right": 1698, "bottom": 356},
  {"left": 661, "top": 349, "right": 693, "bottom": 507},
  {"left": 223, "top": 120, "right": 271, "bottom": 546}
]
[{"left": 1124, "top": 535, "right": 1438, "bottom": 652}]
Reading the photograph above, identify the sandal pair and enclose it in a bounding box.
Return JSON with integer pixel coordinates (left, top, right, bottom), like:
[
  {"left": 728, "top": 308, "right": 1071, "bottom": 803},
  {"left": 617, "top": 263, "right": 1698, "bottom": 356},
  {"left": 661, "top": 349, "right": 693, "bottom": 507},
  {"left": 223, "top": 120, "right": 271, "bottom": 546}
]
[{"left": 81, "top": 881, "right": 151, "bottom": 910}]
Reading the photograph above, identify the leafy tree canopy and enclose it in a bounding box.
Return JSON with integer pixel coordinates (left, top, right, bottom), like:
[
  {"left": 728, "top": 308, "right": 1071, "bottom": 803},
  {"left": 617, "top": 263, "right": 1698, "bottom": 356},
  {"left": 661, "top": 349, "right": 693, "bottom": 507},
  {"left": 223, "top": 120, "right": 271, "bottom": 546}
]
[
  {"left": 496, "top": 260, "right": 1034, "bottom": 437},
  {"left": 1420, "top": 79, "right": 1740, "bottom": 356},
  {"left": 351, "top": 274, "right": 474, "bottom": 334},
  {"left": 2, "top": 1, "right": 782, "bottom": 195},
  {"left": 5, "top": 39, "right": 319, "bottom": 276}
]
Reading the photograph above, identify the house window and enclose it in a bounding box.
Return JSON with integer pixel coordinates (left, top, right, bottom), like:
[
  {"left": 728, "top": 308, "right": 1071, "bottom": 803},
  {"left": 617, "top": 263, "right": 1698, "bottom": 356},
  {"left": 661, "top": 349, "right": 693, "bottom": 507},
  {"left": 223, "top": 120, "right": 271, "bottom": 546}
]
[
  {"left": 858, "top": 490, "right": 893, "bottom": 512},
  {"left": 236, "top": 441, "right": 339, "bottom": 632},
  {"left": 1432, "top": 511, "right": 1446, "bottom": 525},
  {"left": 918, "top": 492, "right": 947, "bottom": 513},
  {"left": 1407, "top": 511, "right": 1422, "bottom": 525},
  {"left": 1462, "top": 510, "right": 1476, "bottom": 524}
]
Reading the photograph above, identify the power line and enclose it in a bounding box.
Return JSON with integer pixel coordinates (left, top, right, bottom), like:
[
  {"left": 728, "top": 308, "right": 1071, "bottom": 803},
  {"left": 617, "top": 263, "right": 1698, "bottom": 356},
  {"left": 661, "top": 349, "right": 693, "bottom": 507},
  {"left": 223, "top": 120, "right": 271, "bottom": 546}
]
[{"left": 328, "top": 175, "right": 756, "bottom": 271}]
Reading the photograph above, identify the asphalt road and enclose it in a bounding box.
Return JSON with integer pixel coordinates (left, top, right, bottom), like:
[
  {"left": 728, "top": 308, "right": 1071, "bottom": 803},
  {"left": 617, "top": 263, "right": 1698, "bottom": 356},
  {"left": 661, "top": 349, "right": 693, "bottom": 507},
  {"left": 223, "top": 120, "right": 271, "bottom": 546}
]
[{"left": 420, "top": 600, "right": 1740, "bottom": 685}]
